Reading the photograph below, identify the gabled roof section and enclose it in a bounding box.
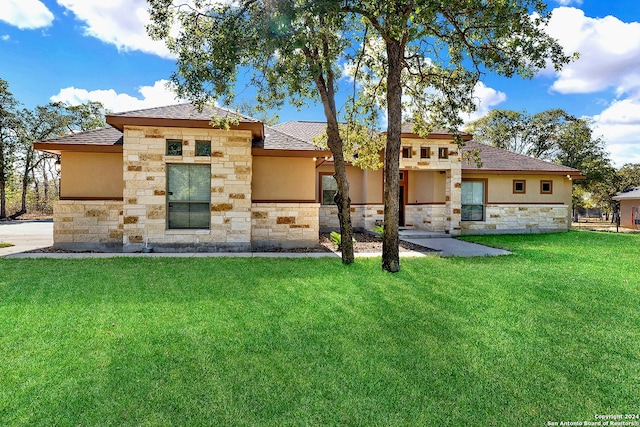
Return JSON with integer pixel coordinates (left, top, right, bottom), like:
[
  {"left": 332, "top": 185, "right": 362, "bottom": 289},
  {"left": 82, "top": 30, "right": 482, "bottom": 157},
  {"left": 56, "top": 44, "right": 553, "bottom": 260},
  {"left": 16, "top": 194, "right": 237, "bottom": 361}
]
[
  {"left": 613, "top": 187, "right": 640, "bottom": 200},
  {"left": 33, "top": 126, "right": 123, "bottom": 155},
  {"left": 106, "top": 103, "right": 264, "bottom": 139},
  {"left": 400, "top": 122, "right": 473, "bottom": 141},
  {"left": 272, "top": 121, "right": 328, "bottom": 143},
  {"left": 461, "top": 141, "right": 582, "bottom": 175},
  {"left": 259, "top": 126, "right": 323, "bottom": 151}
]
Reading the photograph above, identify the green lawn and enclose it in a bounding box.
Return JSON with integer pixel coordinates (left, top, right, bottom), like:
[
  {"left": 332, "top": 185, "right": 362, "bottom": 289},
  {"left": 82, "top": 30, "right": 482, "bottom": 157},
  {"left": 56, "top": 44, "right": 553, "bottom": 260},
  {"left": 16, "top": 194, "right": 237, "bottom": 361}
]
[{"left": 1, "top": 231, "right": 638, "bottom": 426}]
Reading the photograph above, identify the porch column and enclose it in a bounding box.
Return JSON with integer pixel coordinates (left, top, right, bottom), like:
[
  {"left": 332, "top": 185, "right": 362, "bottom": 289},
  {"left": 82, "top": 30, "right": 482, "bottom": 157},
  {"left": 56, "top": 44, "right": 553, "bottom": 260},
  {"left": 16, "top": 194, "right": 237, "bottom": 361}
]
[{"left": 446, "top": 162, "right": 462, "bottom": 236}]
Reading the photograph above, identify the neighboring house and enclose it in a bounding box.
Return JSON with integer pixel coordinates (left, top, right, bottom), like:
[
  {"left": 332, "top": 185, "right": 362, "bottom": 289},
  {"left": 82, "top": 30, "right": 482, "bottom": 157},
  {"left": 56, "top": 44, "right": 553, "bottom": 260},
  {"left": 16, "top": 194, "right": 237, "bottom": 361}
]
[
  {"left": 34, "top": 103, "right": 582, "bottom": 252},
  {"left": 613, "top": 187, "right": 640, "bottom": 229}
]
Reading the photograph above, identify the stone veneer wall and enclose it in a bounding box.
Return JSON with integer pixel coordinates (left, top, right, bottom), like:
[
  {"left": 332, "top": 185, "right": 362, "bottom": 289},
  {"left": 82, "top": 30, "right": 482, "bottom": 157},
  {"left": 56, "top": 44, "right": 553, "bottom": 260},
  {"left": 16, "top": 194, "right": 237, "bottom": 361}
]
[
  {"left": 320, "top": 205, "right": 385, "bottom": 232},
  {"left": 251, "top": 203, "right": 320, "bottom": 250},
  {"left": 122, "top": 126, "right": 252, "bottom": 252},
  {"left": 405, "top": 204, "right": 447, "bottom": 231},
  {"left": 460, "top": 204, "right": 570, "bottom": 234},
  {"left": 53, "top": 200, "right": 124, "bottom": 251}
]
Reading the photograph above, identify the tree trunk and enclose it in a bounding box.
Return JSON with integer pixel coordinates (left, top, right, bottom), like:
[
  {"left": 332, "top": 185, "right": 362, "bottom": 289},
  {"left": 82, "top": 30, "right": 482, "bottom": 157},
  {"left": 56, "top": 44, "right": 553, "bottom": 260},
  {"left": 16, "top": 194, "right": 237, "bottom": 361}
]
[
  {"left": 0, "top": 148, "right": 6, "bottom": 219},
  {"left": 382, "top": 39, "right": 403, "bottom": 273},
  {"left": 312, "top": 59, "right": 355, "bottom": 264}
]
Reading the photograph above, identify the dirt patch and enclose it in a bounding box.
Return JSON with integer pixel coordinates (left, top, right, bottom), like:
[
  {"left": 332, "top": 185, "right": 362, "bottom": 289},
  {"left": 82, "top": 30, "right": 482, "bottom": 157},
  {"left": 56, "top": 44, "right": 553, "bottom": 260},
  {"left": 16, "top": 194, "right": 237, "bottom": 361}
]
[
  {"left": 572, "top": 219, "right": 640, "bottom": 233},
  {"left": 25, "top": 232, "right": 433, "bottom": 254}
]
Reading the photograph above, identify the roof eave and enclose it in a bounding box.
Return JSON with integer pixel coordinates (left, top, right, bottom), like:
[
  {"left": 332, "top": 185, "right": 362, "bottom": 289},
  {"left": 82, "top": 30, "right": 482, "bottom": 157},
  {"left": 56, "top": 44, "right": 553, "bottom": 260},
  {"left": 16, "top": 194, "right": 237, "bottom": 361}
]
[
  {"left": 106, "top": 115, "right": 264, "bottom": 139},
  {"left": 33, "top": 142, "right": 123, "bottom": 155}
]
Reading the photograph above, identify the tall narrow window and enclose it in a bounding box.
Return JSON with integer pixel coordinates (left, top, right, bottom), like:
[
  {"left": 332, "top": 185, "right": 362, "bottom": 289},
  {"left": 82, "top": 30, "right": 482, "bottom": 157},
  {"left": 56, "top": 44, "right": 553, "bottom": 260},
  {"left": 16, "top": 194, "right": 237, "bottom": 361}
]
[
  {"left": 402, "top": 146, "right": 412, "bottom": 158},
  {"left": 461, "top": 180, "right": 485, "bottom": 221},
  {"left": 438, "top": 147, "right": 449, "bottom": 159},
  {"left": 420, "top": 147, "right": 431, "bottom": 159},
  {"left": 167, "top": 164, "right": 211, "bottom": 229},
  {"left": 320, "top": 174, "right": 337, "bottom": 205}
]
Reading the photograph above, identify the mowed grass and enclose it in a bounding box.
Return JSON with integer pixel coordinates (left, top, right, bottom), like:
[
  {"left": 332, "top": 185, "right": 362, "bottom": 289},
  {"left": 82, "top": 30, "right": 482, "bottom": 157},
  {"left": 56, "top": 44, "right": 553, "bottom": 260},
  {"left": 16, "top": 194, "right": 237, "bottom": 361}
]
[{"left": 1, "top": 231, "right": 639, "bottom": 426}]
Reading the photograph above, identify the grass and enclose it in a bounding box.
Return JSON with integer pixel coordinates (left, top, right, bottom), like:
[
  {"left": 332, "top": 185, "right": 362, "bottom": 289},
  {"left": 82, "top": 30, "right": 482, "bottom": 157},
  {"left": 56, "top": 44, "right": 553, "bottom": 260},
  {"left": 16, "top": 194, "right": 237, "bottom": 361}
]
[
  {"left": 0, "top": 242, "right": 13, "bottom": 248},
  {"left": 1, "top": 230, "right": 639, "bottom": 426}
]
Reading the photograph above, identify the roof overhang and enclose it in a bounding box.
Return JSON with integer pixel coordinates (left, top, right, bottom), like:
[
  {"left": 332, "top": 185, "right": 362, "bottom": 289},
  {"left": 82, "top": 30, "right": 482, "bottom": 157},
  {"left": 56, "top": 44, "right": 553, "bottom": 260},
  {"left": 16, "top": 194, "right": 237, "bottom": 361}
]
[
  {"left": 33, "top": 142, "right": 123, "bottom": 156},
  {"left": 399, "top": 132, "right": 473, "bottom": 141},
  {"left": 252, "top": 148, "right": 331, "bottom": 158},
  {"left": 462, "top": 169, "right": 585, "bottom": 179},
  {"left": 106, "top": 115, "right": 264, "bottom": 140}
]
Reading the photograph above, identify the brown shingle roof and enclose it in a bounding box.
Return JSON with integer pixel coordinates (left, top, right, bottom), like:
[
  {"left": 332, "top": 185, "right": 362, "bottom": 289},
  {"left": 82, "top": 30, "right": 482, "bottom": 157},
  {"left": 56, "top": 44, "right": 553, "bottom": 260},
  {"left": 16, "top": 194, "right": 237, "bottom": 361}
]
[
  {"left": 272, "top": 121, "right": 327, "bottom": 143},
  {"left": 461, "top": 141, "right": 581, "bottom": 174},
  {"left": 36, "top": 126, "right": 123, "bottom": 146},
  {"left": 108, "top": 103, "right": 259, "bottom": 122},
  {"left": 400, "top": 122, "right": 472, "bottom": 140},
  {"left": 258, "top": 126, "right": 322, "bottom": 151}
]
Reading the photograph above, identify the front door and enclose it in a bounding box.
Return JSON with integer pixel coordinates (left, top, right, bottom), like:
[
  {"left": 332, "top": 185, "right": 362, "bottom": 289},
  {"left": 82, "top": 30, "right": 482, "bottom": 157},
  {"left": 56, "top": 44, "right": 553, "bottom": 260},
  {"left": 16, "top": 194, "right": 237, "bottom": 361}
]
[{"left": 399, "top": 171, "right": 408, "bottom": 226}]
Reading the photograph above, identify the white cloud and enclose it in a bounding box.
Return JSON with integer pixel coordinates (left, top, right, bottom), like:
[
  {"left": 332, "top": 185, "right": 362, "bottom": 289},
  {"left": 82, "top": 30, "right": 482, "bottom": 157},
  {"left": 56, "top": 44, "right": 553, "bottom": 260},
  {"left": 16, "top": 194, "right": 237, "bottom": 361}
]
[
  {"left": 463, "top": 81, "right": 507, "bottom": 123},
  {"left": 546, "top": 7, "right": 640, "bottom": 98},
  {"left": 1, "top": 35, "right": 10, "bottom": 41},
  {"left": 50, "top": 80, "right": 186, "bottom": 113},
  {"left": 0, "top": 0, "right": 54, "bottom": 29},
  {"left": 56, "top": 0, "right": 174, "bottom": 58},
  {"left": 591, "top": 99, "right": 640, "bottom": 167}
]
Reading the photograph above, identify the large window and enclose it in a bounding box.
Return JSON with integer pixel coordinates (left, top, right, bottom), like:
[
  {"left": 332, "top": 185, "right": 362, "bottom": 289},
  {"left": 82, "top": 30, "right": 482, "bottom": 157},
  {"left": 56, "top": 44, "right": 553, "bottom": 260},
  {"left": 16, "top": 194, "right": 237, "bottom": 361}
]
[
  {"left": 461, "top": 180, "right": 485, "bottom": 221},
  {"left": 320, "top": 173, "right": 337, "bottom": 205},
  {"left": 167, "top": 164, "right": 211, "bottom": 229}
]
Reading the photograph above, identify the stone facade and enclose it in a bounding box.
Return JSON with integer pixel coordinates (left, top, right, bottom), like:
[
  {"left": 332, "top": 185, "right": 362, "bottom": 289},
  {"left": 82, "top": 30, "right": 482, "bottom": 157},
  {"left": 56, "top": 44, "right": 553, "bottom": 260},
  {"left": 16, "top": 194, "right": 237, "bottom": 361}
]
[
  {"left": 320, "top": 204, "right": 385, "bottom": 232},
  {"left": 121, "top": 126, "right": 253, "bottom": 252},
  {"left": 53, "top": 200, "right": 123, "bottom": 251},
  {"left": 405, "top": 204, "right": 447, "bottom": 231},
  {"left": 460, "top": 204, "right": 570, "bottom": 234},
  {"left": 251, "top": 203, "right": 320, "bottom": 250}
]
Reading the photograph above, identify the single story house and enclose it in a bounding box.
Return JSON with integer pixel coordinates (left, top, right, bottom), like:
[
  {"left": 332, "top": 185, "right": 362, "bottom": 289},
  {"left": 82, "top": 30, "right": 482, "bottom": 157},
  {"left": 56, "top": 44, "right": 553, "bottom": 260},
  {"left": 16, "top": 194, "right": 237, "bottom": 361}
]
[
  {"left": 34, "top": 103, "right": 582, "bottom": 252},
  {"left": 613, "top": 187, "right": 640, "bottom": 229}
]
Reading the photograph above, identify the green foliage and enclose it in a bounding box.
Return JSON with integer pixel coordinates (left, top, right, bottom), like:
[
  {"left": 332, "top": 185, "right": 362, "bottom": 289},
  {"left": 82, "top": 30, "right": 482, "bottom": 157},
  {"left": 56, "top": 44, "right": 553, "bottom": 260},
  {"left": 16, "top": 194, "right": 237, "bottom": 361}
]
[
  {"left": 1, "top": 232, "right": 639, "bottom": 425},
  {"left": 329, "top": 230, "right": 356, "bottom": 249},
  {"left": 373, "top": 224, "right": 384, "bottom": 239}
]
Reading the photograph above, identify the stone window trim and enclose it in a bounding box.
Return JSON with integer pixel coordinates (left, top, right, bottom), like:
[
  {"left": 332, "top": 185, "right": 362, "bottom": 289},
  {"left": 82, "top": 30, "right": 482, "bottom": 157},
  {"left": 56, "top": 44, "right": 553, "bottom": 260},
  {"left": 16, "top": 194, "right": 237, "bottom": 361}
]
[
  {"left": 513, "top": 179, "right": 526, "bottom": 194},
  {"left": 319, "top": 172, "right": 337, "bottom": 205},
  {"left": 402, "top": 146, "right": 412, "bottom": 159},
  {"left": 461, "top": 178, "right": 487, "bottom": 222},
  {"left": 540, "top": 180, "right": 553, "bottom": 194},
  {"left": 420, "top": 146, "right": 431, "bottom": 159},
  {"left": 438, "top": 147, "right": 449, "bottom": 159}
]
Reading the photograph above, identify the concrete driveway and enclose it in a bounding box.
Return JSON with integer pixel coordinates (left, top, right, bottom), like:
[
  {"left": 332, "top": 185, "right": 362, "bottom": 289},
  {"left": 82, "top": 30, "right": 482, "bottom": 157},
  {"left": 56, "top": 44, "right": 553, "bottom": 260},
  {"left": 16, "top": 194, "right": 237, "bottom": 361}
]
[{"left": 0, "top": 220, "right": 53, "bottom": 257}]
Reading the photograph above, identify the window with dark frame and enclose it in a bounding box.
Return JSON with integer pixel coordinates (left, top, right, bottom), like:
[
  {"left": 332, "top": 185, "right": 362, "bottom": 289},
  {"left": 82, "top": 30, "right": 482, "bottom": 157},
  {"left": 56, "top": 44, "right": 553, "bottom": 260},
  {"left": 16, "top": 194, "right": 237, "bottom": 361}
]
[
  {"left": 513, "top": 180, "right": 526, "bottom": 194},
  {"left": 461, "top": 180, "right": 485, "bottom": 221},
  {"left": 402, "top": 146, "right": 412, "bottom": 158},
  {"left": 195, "top": 140, "right": 211, "bottom": 157},
  {"left": 438, "top": 147, "right": 449, "bottom": 159},
  {"left": 420, "top": 147, "right": 430, "bottom": 159},
  {"left": 540, "top": 180, "right": 553, "bottom": 194},
  {"left": 166, "top": 139, "right": 183, "bottom": 156},
  {"left": 167, "top": 164, "right": 211, "bottom": 229},
  {"left": 320, "top": 174, "right": 337, "bottom": 205}
]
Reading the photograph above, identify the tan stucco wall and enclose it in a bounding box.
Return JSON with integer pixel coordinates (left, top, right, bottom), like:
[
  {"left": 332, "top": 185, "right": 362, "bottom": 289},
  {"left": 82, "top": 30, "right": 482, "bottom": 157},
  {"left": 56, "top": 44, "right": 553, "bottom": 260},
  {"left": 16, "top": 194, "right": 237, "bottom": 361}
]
[
  {"left": 407, "top": 170, "right": 446, "bottom": 204},
  {"left": 316, "top": 164, "right": 376, "bottom": 203},
  {"left": 462, "top": 173, "right": 573, "bottom": 205},
  {"left": 619, "top": 200, "right": 640, "bottom": 229},
  {"left": 60, "top": 151, "right": 123, "bottom": 199},
  {"left": 252, "top": 157, "right": 315, "bottom": 201}
]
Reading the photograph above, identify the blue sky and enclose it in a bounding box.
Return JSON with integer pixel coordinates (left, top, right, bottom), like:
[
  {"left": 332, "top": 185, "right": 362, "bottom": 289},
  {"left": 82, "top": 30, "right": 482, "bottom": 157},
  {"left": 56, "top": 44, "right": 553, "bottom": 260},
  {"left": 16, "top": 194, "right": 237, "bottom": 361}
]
[{"left": 1, "top": 0, "right": 640, "bottom": 166}]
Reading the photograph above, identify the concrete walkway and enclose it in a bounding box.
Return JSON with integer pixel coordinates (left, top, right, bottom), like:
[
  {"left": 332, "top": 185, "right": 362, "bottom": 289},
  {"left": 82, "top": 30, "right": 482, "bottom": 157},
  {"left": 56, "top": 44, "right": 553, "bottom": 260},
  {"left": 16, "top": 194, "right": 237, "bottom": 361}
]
[
  {"left": 1, "top": 221, "right": 510, "bottom": 259},
  {"left": 399, "top": 229, "right": 511, "bottom": 257}
]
